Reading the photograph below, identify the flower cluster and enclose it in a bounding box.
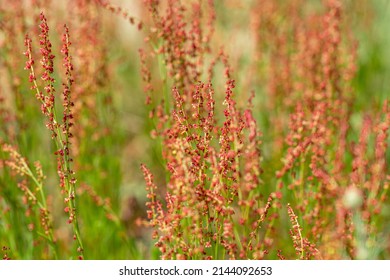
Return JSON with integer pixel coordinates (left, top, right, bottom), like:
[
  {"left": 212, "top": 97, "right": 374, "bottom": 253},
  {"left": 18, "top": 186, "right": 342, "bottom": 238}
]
[
  {"left": 142, "top": 80, "right": 276, "bottom": 259},
  {"left": 1, "top": 143, "right": 57, "bottom": 256},
  {"left": 23, "top": 12, "right": 83, "bottom": 259}
]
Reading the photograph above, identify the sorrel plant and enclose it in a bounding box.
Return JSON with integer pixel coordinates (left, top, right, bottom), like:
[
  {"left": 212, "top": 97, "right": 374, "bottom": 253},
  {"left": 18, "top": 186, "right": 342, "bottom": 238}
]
[{"left": 0, "top": 0, "right": 389, "bottom": 260}]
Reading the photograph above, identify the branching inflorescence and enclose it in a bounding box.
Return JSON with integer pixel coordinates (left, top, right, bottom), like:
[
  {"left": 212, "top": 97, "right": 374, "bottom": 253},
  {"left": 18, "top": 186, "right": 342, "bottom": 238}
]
[
  {"left": 23, "top": 12, "right": 84, "bottom": 259},
  {"left": 0, "top": 0, "right": 388, "bottom": 260}
]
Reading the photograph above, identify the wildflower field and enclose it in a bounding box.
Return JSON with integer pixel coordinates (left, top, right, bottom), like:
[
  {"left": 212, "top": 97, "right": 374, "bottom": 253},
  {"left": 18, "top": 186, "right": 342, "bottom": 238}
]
[{"left": 0, "top": 0, "right": 389, "bottom": 260}]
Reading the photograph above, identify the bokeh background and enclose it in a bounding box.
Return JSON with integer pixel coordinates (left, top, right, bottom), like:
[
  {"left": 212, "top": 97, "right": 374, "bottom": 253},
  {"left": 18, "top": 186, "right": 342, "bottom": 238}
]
[{"left": 0, "top": 0, "right": 389, "bottom": 259}]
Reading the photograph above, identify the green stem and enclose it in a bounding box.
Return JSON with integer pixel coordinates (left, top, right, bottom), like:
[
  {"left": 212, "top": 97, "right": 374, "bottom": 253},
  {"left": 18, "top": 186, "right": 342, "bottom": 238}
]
[{"left": 29, "top": 62, "right": 84, "bottom": 259}]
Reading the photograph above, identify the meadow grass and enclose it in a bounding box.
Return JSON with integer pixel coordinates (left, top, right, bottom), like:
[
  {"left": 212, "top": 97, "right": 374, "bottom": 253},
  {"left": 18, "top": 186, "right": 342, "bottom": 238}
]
[{"left": 0, "top": 0, "right": 389, "bottom": 260}]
